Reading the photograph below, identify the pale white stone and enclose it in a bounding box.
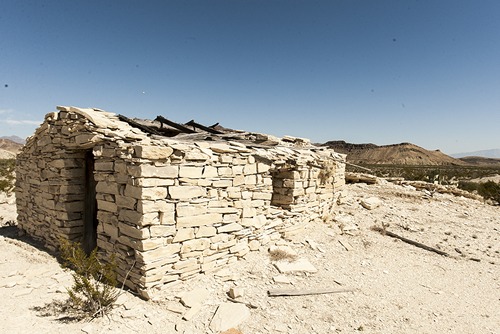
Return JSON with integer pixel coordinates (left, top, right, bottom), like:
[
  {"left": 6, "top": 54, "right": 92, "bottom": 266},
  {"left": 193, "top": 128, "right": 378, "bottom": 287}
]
[
  {"left": 209, "top": 303, "right": 250, "bottom": 332},
  {"left": 169, "top": 186, "right": 205, "bottom": 199}
]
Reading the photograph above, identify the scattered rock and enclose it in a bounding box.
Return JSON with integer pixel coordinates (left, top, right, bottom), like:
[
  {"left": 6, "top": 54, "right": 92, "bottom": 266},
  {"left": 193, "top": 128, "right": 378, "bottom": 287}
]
[
  {"left": 166, "top": 302, "right": 186, "bottom": 314},
  {"left": 182, "top": 303, "right": 202, "bottom": 321},
  {"left": 360, "top": 197, "right": 382, "bottom": 210},
  {"left": 14, "top": 288, "right": 33, "bottom": 297},
  {"left": 228, "top": 287, "right": 244, "bottom": 299},
  {"left": 248, "top": 240, "right": 260, "bottom": 251},
  {"left": 273, "top": 275, "right": 293, "bottom": 284},
  {"left": 274, "top": 258, "right": 318, "bottom": 274},
  {"left": 210, "top": 302, "right": 250, "bottom": 332},
  {"left": 179, "top": 288, "right": 209, "bottom": 308}
]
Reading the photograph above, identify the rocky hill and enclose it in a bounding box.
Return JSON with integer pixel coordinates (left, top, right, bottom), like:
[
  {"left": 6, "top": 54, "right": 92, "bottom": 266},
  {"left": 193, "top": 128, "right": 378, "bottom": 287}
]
[
  {"left": 0, "top": 138, "right": 24, "bottom": 159},
  {"left": 0, "top": 136, "right": 25, "bottom": 145},
  {"left": 323, "top": 141, "right": 465, "bottom": 166},
  {"left": 458, "top": 156, "right": 500, "bottom": 166},
  {"left": 451, "top": 148, "right": 500, "bottom": 159}
]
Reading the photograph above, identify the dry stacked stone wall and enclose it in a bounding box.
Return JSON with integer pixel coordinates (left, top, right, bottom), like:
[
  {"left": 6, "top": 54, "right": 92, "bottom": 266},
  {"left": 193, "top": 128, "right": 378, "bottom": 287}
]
[{"left": 16, "top": 106, "right": 345, "bottom": 298}]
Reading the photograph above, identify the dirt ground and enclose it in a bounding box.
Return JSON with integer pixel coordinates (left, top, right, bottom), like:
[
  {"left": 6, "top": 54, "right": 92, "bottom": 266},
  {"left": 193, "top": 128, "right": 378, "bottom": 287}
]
[{"left": 1, "top": 182, "right": 499, "bottom": 334}]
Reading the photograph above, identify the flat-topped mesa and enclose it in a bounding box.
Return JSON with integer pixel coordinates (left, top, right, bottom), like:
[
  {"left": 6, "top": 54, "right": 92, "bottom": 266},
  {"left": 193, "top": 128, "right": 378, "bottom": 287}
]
[{"left": 16, "top": 106, "right": 346, "bottom": 299}]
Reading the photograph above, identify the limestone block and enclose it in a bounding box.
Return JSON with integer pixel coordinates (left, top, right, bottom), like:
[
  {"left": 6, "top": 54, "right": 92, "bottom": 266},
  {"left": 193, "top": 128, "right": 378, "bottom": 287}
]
[
  {"left": 202, "top": 166, "right": 218, "bottom": 178},
  {"left": 217, "top": 223, "right": 243, "bottom": 233},
  {"left": 218, "top": 167, "right": 233, "bottom": 177},
  {"left": 94, "top": 161, "right": 114, "bottom": 171},
  {"left": 139, "top": 186, "right": 168, "bottom": 200},
  {"left": 173, "top": 228, "right": 195, "bottom": 242},
  {"left": 185, "top": 151, "right": 210, "bottom": 161},
  {"left": 210, "top": 233, "right": 231, "bottom": 244},
  {"left": 243, "top": 163, "right": 257, "bottom": 175},
  {"left": 241, "top": 207, "right": 256, "bottom": 218},
  {"left": 114, "top": 160, "right": 127, "bottom": 174},
  {"left": 244, "top": 175, "right": 256, "bottom": 185},
  {"left": 233, "top": 175, "right": 245, "bottom": 186},
  {"left": 180, "top": 250, "right": 204, "bottom": 259},
  {"left": 119, "top": 222, "right": 150, "bottom": 240},
  {"left": 124, "top": 185, "right": 142, "bottom": 199},
  {"left": 179, "top": 288, "right": 209, "bottom": 308},
  {"left": 231, "top": 165, "right": 244, "bottom": 175},
  {"left": 263, "top": 177, "right": 273, "bottom": 186},
  {"left": 124, "top": 185, "right": 168, "bottom": 200},
  {"left": 133, "top": 178, "right": 175, "bottom": 187},
  {"left": 252, "top": 192, "right": 273, "bottom": 200},
  {"left": 181, "top": 238, "right": 210, "bottom": 253},
  {"left": 250, "top": 200, "right": 265, "bottom": 208},
  {"left": 176, "top": 213, "right": 222, "bottom": 228},
  {"left": 212, "top": 179, "right": 233, "bottom": 188},
  {"left": 229, "top": 241, "right": 249, "bottom": 254},
  {"left": 207, "top": 207, "right": 239, "bottom": 214},
  {"left": 118, "top": 209, "right": 144, "bottom": 225},
  {"left": 47, "top": 159, "right": 66, "bottom": 169},
  {"left": 173, "top": 258, "right": 198, "bottom": 270},
  {"left": 75, "top": 134, "right": 99, "bottom": 147},
  {"left": 150, "top": 225, "right": 176, "bottom": 237},
  {"left": 241, "top": 214, "right": 266, "bottom": 228},
  {"left": 216, "top": 239, "right": 237, "bottom": 250},
  {"left": 360, "top": 197, "right": 382, "bottom": 210},
  {"left": 136, "top": 244, "right": 181, "bottom": 263},
  {"left": 219, "top": 155, "right": 233, "bottom": 163},
  {"left": 209, "top": 303, "right": 250, "bottom": 333},
  {"left": 209, "top": 143, "right": 237, "bottom": 153},
  {"left": 179, "top": 166, "right": 204, "bottom": 178},
  {"left": 135, "top": 238, "right": 165, "bottom": 252},
  {"left": 115, "top": 195, "right": 137, "bottom": 210},
  {"left": 97, "top": 211, "right": 118, "bottom": 225},
  {"left": 101, "top": 222, "right": 119, "bottom": 239},
  {"left": 137, "top": 200, "right": 175, "bottom": 214},
  {"left": 134, "top": 145, "right": 173, "bottom": 159},
  {"left": 176, "top": 204, "right": 208, "bottom": 217},
  {"left": 169, "top": 186, "right": 205, "bottom": 200},
  {"left": 257, "top": 163, "right": 271, "bottom": 173},
  {"left": 274, "top": 258, "right": 318, "bottom": 273},
  {"left": 196, "top": 225, "right": 217, "bottom": 238},
  {"left": 97, "top": 199, "right": 117, "bottom": 213},
  {"left": 96, "top": 181, "right": 119, "bottom": 195},
  {"left": 59, "top": 184, "right": 84, "bottom": 195},
  {"left": 128, "top": 164, "right": 178, "bottom": 178},
  {"left": 248, "top": 239, "right": 260, "bottom": 251},
  {"left": 240, "top": 191, "right": 251, "bottom": 199},
  {"left": 222, "top": 213, "right": 240, "bottom": 224}
]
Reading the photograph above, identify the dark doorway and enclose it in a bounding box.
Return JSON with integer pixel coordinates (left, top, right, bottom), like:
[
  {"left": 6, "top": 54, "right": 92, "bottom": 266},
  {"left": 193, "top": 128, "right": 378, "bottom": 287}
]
[{"left": 82, "top": 150, "right": 98, "bottom": 255}]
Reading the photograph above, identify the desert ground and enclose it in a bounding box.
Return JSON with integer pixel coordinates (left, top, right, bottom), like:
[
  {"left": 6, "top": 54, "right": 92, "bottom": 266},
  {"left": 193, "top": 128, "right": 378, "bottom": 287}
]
[{"left": 1, "top": 181, "right": 499, "bottom": 334}]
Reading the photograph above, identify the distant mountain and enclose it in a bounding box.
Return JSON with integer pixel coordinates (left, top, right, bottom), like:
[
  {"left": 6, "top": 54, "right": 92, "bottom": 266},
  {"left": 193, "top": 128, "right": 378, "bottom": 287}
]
[
  {"left": 458, "top": 156, "right": 500, "bottom": 166},
  {"left": 450, "top": 149, "right": 500, "bottom": 159},
  {"left": 0, "top": 138, "right": 24, "bottom": 158},
  {"left": 0, "top": 135, "right": 25, "bottom": 144},
  {"left": 322, "top": 140, "right": 466, "bottom": 166}
]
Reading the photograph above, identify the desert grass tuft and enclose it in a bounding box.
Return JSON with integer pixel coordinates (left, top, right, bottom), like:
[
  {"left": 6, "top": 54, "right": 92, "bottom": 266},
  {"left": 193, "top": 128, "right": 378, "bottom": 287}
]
[{"left": 268, "top": 249, "right": 297, "bottom": 262}]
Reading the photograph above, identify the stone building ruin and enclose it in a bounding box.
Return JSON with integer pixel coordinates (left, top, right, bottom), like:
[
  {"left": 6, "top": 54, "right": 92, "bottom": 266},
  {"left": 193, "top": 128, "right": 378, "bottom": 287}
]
[{"left": 16, "top": 106, "right": 346, "bottom": 298}]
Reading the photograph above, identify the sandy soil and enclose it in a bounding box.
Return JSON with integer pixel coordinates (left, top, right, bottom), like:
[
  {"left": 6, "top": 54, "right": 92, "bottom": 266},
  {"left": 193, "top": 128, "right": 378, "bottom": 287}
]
[{"left": 1, "top": 182, "right": 499, "bottom": 334}]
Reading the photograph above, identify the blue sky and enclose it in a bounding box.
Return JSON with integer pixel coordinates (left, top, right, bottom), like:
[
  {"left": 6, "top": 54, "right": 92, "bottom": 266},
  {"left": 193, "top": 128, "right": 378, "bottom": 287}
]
[{"left": 1, "top": 0, "right": 499, "bottom": 154}]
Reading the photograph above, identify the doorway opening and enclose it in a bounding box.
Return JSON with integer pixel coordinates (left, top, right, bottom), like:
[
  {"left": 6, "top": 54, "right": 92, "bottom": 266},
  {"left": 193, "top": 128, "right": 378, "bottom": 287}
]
[{"left": 82, "top": 150, "right": 98, "bottom": 255}]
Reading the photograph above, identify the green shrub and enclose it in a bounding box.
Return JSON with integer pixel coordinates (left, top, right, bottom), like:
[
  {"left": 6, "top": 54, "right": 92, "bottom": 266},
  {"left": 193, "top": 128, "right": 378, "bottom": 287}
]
[
  {"left": 0, "top": 159, "right": 16, "bottom": 192},
  {"left": 459, "top": 180, "right": 500, "bottom": 204},
  {"left": 59, "top": 239, "right": 119, "bottom": 318}
]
